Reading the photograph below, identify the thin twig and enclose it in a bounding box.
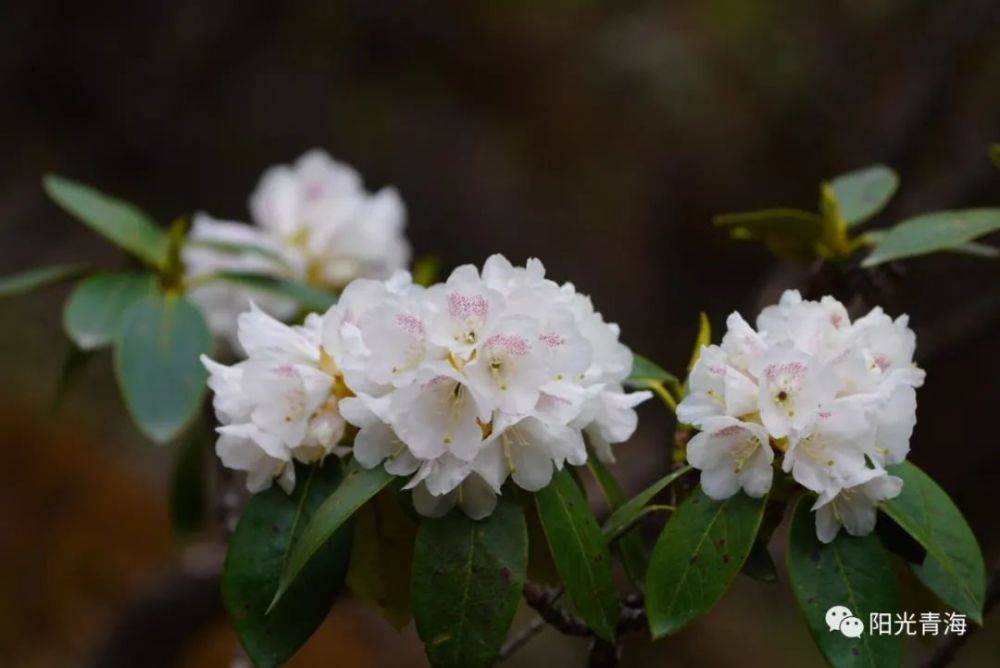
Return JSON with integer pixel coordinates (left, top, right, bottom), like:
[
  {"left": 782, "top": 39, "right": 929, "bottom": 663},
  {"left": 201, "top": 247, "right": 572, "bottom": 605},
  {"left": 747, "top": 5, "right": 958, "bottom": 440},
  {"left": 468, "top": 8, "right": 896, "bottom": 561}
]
[
  {"left": 497, "top": 615, "right": 548, "bottom": 662},
  {"left": 522, "top": 582, "right": 590, "bottom": 636},
  {"left": 510, "top": 581, "right": 651, "bottom": 666}
]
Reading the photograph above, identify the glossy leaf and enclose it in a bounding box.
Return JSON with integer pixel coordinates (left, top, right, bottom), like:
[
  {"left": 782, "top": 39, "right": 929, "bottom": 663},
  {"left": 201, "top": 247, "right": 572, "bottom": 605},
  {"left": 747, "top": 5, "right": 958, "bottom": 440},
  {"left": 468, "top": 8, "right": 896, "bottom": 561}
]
[
  {"left": 602, "top": 466, "right": 691, "bottom": 542},
  {"left": 828, "top": 165, "right": 898, "bottom": 227},
  {"left": 346, "top": 491, "right": 419, "bottom": 629},
  {"left": 881, "top": 462, "right": 986, "bottom": 623},
  {"left": 787, "top": 496, "right": 902, "bottom": 668},
  {"left": 211, "top": 272, "right": 337, "bottom": 310},
  {"left": 44, "top": 174, "right": 168, "bottom": 268},
  {"left": 0, "top": 263, "right": 86, "bottom": 298},
  {"left": 713, "top": 208, "right": 824, "bottom": 262},
  {"left": 223, "top": 461, "right": 353, "bottom": 668},
  {"left": 63, "top": 272, "right": 158, "bottom": 350},
  {"left": 412, "top": 496, "right": 527, "bottom": 668},
  {"left": 113, "top": 292, "right": 211, "bottom": 443},
  {"left": 862, "top": 208, "right": 1000, "bottom": 267},
  {"left": 587, "top": 455, "right": 648, "bottom": 590},
  {"left": 646, "top": 486, "right": 765, "bottom": 637},
  {"left": 271, "top": 460, "right": 394, "bottom": 610},
  {"left": 535, "top": 468, "right": 619, "bottom": 642}
]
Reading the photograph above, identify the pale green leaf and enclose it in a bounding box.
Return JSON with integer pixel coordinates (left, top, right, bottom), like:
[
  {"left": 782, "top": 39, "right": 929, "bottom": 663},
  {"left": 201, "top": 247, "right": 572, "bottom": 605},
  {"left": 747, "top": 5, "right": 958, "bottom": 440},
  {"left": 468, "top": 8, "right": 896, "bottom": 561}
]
[
  {"left": 828, "top": 165, "right": 899, "bottom": 226},
  {"left": 0, "top": 263, "right": 86, "bottom": 298},
  {"left": 63, "top": 272, "right": 158, "bottom": 349},
  {"left": 862, "top": 209, "right": 1000, "bottom": 267},
  {"left": 113, "top": 292, "right": 211, "bottom": 443},
  {"left": 44, "top": 175, "right": 168, "bottom": 268}
]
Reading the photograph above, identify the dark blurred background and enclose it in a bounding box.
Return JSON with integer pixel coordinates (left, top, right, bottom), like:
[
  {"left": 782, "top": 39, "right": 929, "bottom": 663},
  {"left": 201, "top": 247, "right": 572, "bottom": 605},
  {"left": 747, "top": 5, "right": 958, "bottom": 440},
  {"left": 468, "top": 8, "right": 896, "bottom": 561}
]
[{"left": 1, "top": 1, "right": 998, "bottom": 666}]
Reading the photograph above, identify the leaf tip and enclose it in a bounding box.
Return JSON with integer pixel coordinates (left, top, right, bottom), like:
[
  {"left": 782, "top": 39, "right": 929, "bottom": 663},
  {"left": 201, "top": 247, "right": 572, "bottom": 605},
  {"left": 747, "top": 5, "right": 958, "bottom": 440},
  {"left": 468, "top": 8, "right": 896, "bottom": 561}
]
[
  {"left": 860, "top": 254, "right": 880, "bottom": 268},
  {"left": 264, "top": 586, "right": 285, "bottom": 616}
]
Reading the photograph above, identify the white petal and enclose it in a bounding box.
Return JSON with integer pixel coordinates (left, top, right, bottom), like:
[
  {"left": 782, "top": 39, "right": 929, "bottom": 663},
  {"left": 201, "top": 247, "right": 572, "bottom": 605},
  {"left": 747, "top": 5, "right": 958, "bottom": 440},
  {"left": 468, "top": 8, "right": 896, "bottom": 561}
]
[
  {"left": 353, "top": 422, "right": 398, "bottom": 469},
  {"left": 458, "top": 476, "right": 499, "bottom": 520},
  {"left": 411, "top": 484, "right": 455, "bottom": 518},
  {"left": 509, "top": 442, "right": 554, "bottom": 492}
]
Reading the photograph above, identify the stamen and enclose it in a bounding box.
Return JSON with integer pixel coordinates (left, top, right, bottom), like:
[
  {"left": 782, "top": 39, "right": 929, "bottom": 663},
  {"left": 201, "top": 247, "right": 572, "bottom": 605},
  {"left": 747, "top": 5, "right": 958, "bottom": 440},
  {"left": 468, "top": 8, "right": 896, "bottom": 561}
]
[{"left": 502, "top": 432, "right": 516, "bottom": 473}]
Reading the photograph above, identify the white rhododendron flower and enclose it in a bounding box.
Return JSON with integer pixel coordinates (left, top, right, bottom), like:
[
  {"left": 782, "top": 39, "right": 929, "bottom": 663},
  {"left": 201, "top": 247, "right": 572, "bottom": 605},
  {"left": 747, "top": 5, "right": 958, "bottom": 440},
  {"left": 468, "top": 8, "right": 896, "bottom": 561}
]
[
  {"left": 204, "top": 255, "right": 650, "bottom": 517},
  {"left": 677, "top": 290, "right": 923, "bottom": 543},
  {"left": 184, "top": 149, "right": 410, "bottom": 346},
  {"left": 335, "top": 255, "right": 651, "bottom": 519},
  {"left": 201, "top": 305, "right": 351, "bottom": 494}
]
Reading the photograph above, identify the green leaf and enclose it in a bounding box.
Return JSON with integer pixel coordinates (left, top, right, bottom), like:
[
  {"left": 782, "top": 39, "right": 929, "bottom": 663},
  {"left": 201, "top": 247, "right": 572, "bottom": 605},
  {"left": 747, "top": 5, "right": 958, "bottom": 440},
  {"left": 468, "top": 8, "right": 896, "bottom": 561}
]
[
  {"left": 587, "top": 455, "right": 648, "bottom": 590},
  {"left": 688, "top": 311, "right": 711, "bottom": 372},
  {"left": 345, "top": 491, "right": 419, "bottom": 629},
  {"left": 786, "top": 495, "right": 902, "bottom": 668},
  {"left": 989, "top": 144, "right": 1000, "bottom": 170},
  {"left": 271, "top": 459, "right": 394, "bottom": 611},
  {"left": 602, "top": 466, "right": 691, "bottom": 542},
  {"left": 828, "top": 165, "right": 899, "bottom": 227},
  {"left": 113, "top": 292, "right": 211, "bottom": 443},
  {"left": 646, "top": 486, "right": 765, "bottom": 637},
  {"left": 169, "top": 423, "right": 208, "bottom": 539},
  {"left": 412, "top": 495, "right": 527, "bottom": 668},
  {"left": 184, "top": 239, "right": 291, "bottom": 268},
  {"left": 626, "top": 353, "right": 679, "bottom": 389},
  {"left": 63, "top": 273, "right": 158, "bottom": 350},
  {"left": 881, "top": 462, "right": 986, "bottom": 623},
  {"left": 223, "top": 461, "right": 353, "bottom": 668},
  {"left": 0, "top": 263, "right": 86, "bottom": 298},
  {"left": 534, "top": 468, "right": 619, "bottom": 642},
  {"left": 947, "top": 241, "right": 998, "bottom": 258},
  {"left": 713, "top": 208, "right": 824, "bottom": 262},
  {"left": 524, "top": 495, "right": 561, "bottom": 587},
  {"left": 44, "top": 175, "right": 168, "bottom": 269},
  {"left": 209, "top": 272, "right": 337, "bottom": 310},
  {"left": 862, "top": 208, "right": 1000, "bottom": 267}
]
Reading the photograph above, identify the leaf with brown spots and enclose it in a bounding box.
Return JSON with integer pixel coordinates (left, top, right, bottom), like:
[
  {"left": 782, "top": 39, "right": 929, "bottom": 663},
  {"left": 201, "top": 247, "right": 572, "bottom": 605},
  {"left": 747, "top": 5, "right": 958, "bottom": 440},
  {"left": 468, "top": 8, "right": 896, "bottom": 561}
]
[
  {"left": 646, "top": 486, "right": 766, "bottom": 637},
  {"left": 411, "top": 495, "right": 526, "bottom": 668}
]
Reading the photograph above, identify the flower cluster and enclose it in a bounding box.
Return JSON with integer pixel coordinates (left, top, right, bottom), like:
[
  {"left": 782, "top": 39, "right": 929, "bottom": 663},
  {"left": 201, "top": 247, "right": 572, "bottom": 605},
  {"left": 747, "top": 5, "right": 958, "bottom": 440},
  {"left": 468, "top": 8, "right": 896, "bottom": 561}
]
[
  {"left": 202, "top": 255, "right": 651, "bottom": 519},
  {"left": 677, "top": 290, "right": 924, "bottom": 543},
  {"left": 184, "top": 149, "right": 410, "bottom": 346},
  {"left": 202, "top": 306, "right": 350, "bottom": 494}
]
